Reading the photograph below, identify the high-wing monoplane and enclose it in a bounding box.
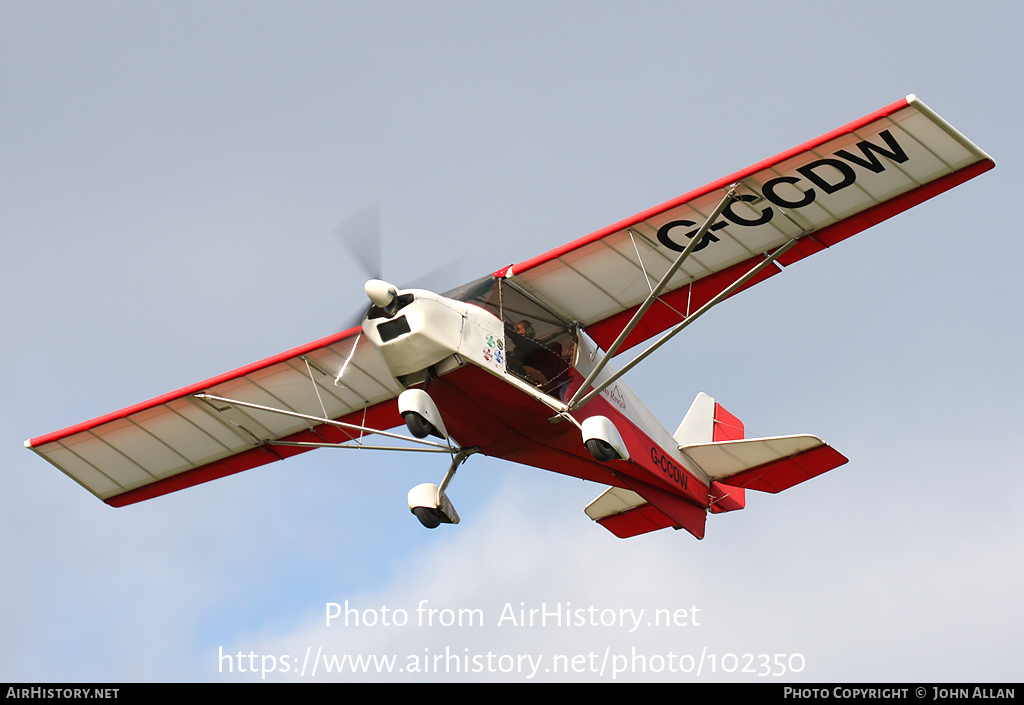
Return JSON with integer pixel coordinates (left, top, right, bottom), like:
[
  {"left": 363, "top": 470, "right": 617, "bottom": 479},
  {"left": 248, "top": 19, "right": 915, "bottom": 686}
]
[{"left": 26, "top": 96, "right": 993, "bottom": 539}]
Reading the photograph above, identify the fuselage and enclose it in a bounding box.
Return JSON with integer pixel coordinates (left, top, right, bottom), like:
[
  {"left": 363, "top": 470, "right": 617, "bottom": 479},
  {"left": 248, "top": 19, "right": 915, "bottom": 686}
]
[{"left": 359, "top": 279, "right": 712, "bottom": 509}]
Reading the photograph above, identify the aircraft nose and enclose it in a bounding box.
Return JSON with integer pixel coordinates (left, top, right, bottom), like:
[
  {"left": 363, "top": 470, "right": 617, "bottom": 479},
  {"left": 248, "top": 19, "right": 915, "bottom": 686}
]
[{"left": 365, "top": 279, "right": 398, "bottom": 308}]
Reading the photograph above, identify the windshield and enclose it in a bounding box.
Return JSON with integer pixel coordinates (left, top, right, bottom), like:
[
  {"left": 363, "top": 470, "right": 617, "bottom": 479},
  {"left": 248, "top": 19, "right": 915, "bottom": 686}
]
[{"left": 451, "top": 276, "right": 576, "bottom": 396}]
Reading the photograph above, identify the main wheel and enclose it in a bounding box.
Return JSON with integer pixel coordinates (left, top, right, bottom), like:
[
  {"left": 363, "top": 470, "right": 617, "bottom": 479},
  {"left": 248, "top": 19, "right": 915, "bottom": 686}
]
[
  {"left": 412, "top": 507, "right": 442, "bottom": 529},
  {"left": 403, "top": 411, "right": 438, "bottom": 439},
  {"left": 585, "top": 438, "right": 619, "bottom": 462}
]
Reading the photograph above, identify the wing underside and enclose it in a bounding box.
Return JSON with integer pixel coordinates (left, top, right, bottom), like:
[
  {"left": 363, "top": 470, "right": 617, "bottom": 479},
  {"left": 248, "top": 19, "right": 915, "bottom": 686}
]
[
  {"left": 506, "top": 95, "right": 994, "bottom": 353},
  {"left": 26, "top": 329, "right": 404, "bottom": 506}
]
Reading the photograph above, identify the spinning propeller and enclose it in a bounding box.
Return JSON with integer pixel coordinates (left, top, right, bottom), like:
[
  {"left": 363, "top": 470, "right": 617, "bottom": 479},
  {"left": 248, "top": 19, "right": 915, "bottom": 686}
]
[{"left": 335, "top": 204, "right": 461, "bottom": 330}]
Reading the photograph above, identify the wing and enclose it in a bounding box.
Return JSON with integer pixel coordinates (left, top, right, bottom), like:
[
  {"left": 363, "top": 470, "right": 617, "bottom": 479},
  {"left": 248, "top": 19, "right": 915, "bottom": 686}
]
[
  {"left": 25, "top": 328, "right": 404, "bottom": 506},
  {"left": 505, "top": 95, "right": 994, "bottom": 353}
]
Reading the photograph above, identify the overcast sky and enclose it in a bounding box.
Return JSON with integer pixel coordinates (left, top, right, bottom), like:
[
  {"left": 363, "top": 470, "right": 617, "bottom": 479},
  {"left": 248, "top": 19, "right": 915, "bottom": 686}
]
[{"left": 2, "top": 1, "right": 1021, "bottom": 682}]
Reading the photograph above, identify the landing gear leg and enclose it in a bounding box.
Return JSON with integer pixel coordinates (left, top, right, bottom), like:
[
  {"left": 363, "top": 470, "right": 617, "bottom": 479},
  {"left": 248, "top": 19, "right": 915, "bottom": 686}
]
[{"left": 408, "top": 447, "right": 478, "bottom": 528}]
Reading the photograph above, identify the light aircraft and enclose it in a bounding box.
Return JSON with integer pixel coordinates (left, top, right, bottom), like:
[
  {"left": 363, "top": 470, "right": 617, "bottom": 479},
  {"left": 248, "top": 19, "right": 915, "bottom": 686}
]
[{"left": 25, "top": 96, "right": 993, "bottom": 539}]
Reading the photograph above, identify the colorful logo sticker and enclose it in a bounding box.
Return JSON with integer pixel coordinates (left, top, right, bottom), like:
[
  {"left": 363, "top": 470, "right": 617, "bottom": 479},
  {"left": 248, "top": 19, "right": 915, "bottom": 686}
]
[{"left": 482, "top": 334, "right": 504, "bottom": 368}]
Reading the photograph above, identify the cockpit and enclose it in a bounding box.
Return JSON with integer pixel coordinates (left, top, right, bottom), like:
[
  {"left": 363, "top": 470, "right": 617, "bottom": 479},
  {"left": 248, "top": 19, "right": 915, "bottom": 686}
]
[{"left": 447, "top": 275, "right": 577, "bottom": 396}]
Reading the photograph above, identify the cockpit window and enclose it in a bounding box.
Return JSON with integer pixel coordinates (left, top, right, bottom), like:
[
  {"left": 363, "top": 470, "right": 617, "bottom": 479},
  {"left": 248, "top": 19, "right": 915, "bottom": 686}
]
[
  {"left": 450, "top": 276, "right": 576, "bottom": 396},
  {"left": 445, "top": 275, "right": 502, "bottom": 320}
]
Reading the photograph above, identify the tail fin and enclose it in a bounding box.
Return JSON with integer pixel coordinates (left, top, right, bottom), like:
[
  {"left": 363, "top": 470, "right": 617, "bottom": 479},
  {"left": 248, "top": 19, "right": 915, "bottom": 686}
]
[
  {"left": 674, "top": 393, "right": 747, "bottom": 513},
  {"left": 673, "top": 392, "right": 745, "bottom": 444}
]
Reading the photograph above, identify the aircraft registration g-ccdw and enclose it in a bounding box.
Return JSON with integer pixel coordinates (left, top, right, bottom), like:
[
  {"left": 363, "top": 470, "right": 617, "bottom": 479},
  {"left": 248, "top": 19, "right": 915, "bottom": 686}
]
[{"left": 26, "top": 95, "right": 993, "bottom": 540}]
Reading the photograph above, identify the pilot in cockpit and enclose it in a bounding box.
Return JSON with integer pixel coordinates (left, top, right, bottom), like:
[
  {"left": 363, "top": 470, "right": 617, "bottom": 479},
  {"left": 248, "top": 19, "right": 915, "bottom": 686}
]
[{"left": 506, "top": 319, "right": 567, "bottom": 394}]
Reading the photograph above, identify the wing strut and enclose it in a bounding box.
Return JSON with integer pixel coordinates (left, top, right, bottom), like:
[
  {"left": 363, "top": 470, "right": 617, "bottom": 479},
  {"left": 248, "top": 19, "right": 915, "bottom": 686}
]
[
  {"left": 565, "top": 187, "right": 739, "bottom": 410},
  {"left": 566, "top": 234, "right": 801, "bottom": 412}
]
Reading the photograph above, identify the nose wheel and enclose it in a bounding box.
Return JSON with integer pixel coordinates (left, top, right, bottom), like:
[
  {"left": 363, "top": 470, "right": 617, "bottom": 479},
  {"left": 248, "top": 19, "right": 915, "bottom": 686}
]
[
  {"left": 411, "top": 506, "right": 444, "bottom": 529},
  {"left": 408, "top": 446, "right": 477, "bottom": 528}
]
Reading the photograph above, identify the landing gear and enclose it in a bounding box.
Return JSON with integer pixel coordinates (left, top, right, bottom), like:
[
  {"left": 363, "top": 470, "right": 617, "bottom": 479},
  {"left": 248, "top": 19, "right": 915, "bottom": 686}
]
[
  {"left": 407, "top": 446, "right": 477, "bottom": 529},
  {"left": 585, "top": 438, "right": 619, "bottom": 462},
  {"left": 581, "top": 415, "right": 630, "bottom": 462},
  {"left": 399, "top": 387, "right": 480, "bottom": 529},
  {"left": 412, "top": 506, "right": 444, "bottom": 529},
  {"left": 402, "top": 411, "right": 438, "bottom": 439},
  {"left": 399, "top": 389, "right": 448, "bottom": 440}
]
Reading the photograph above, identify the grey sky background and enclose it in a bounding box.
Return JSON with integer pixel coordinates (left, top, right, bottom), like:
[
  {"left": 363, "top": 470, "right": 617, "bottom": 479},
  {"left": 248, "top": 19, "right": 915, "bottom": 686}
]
[{"left": 2, "top": 1, "right": 1021, "bottom": 682}]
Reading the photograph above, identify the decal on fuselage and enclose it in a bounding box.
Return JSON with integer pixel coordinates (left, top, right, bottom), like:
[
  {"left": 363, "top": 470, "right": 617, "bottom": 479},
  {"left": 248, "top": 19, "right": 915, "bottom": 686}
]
[
  {"left": 482, "top": 334, "right": 504, "bottom": 367},
  {"left": 602, "top": 385, "right": 626, "bottom": 410},
  {"left": 657, "top": 129, "right": 911, "bottom": 251},
  {"left": 650, "top": 446, "right": 689, "bottom": 490}
]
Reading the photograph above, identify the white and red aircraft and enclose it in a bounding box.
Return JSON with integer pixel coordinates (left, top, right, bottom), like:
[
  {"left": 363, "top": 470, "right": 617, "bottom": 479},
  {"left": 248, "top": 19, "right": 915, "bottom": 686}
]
[{"left": 26, "top": 96, "right": 993, "bottom": 539}]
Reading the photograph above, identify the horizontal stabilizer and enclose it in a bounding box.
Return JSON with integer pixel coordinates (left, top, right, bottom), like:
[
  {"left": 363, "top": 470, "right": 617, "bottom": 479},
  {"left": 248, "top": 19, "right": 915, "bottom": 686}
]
[
  {"left": 585, "top": 477, "right": 707, "bottom": 540},
  {"left": 585, "top": 486, "right": 647, "bottom": 520},
  {"left": 589, "top": 502, "right": 677, "bottom": 540},
  {"left": 585, "top": 487, "right": 675, "bottom": 538},
  {"left": 681, "top": 435, "right": 848, "bottom": 494}
]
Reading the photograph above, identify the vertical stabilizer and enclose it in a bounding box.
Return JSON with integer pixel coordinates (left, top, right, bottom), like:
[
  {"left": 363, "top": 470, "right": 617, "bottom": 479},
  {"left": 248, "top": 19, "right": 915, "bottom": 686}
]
[
  {"left": 713, "top": 402, "right": 744, "bottom": 442},
  {"left": 673, "top": 392, "right": 716, "bottom": 446},
  {"left": 673, "top": 392, "right": 746, "bottom": 444},
  {"left": 674, "top": 393, "right": 747, "bottom": 514}
]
